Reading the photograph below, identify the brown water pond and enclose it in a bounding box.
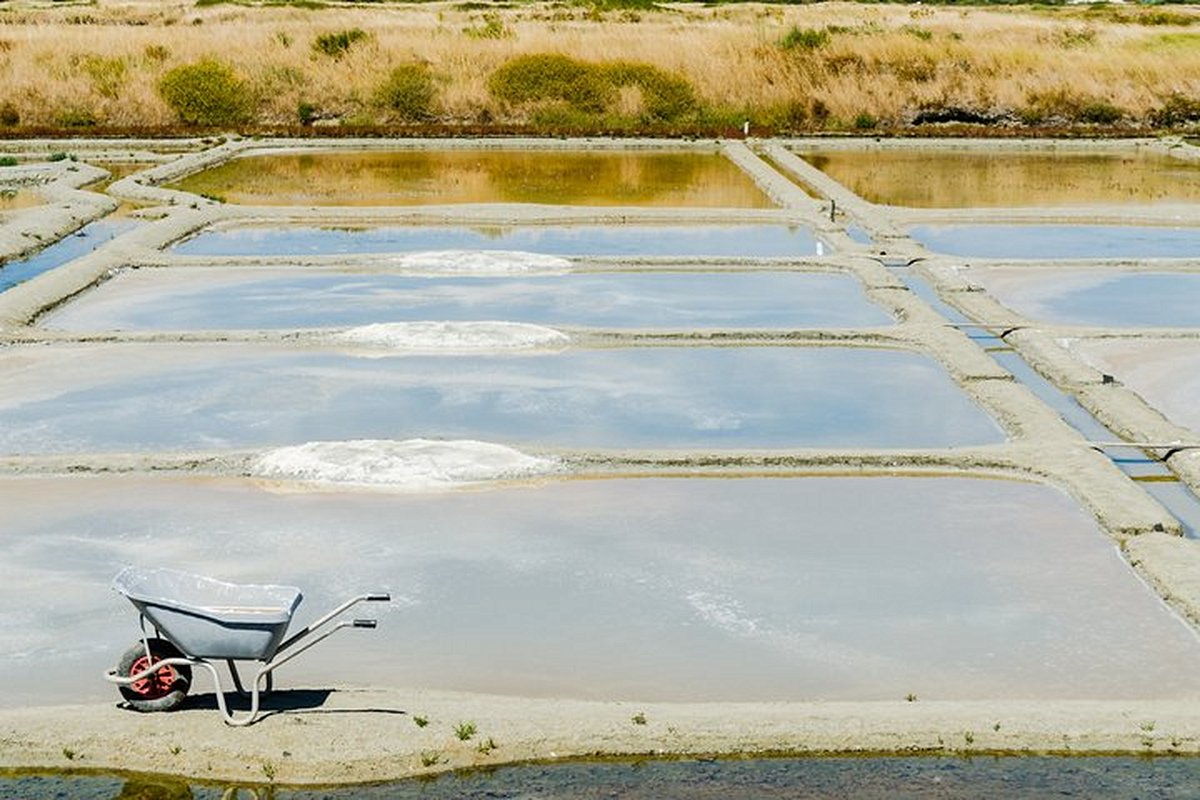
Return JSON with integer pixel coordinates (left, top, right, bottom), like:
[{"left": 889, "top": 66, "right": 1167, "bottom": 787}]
[
  {"left": 167, "top": 150, "right": 774, "bottom": 208},
  {"left": 796, "top": 148, "right": 1200, "bottom": 208}
]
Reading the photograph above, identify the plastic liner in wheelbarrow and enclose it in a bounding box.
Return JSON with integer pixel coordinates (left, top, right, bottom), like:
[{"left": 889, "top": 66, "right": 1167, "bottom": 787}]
[{"left": 112, "top": 567, "right": 304, "bottom": 661}]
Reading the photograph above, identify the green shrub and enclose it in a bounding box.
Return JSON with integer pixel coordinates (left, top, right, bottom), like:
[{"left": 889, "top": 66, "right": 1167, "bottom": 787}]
[
  {"left": 297, "top": 100, "right": 318, "bottom": 125},
  {"left": 489, "top": 53, "right": 698, "bottom": 123},
  {"left": 57, "top": 107, "right": 98, "bottom": 128},
  {"left": 312, "top": 28, "right": 368, "bottom": 59},
  {"left": 1151, "top": 94, "right": 1200, "bottom": 127},
  {"left": 601, "top": 61, "right": 697, "bottom": 122},
  {"left": 0, "top": 156, "right": 17, "bottom": 167},
  {"left": 1077, "top": 101, "right": 1123, "bottom": 124},
  {"left": 488, "top": 53, "right": 610, "bottom": 113},
  {"left": 780, "top": 26, "right": 829, "bottom": 50},
  {"left": 375, "top": 63, "right": 437, "bottom": 121},
  {"left": 0, "top": 102, "right": 18, "bottom": 127},
  {"left": 853, "top": 111, "right": 879, "bottom": 130},
  {"left": 158, "top": 59, "right": 251, "bottom": 127}
]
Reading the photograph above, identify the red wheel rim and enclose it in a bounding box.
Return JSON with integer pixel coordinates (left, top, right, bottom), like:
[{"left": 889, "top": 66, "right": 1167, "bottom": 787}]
[{"left": 128, "top": 654, "right": 178, "bottom": 699}]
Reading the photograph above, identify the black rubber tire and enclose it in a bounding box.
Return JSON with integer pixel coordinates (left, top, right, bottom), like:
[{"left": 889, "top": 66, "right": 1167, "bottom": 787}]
[{"left": 115, "top": 638, "right": 192, "bottom": 713}]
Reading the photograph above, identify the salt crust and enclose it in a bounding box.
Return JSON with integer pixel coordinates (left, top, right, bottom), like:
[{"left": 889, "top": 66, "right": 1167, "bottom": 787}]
[
  {"left": 383, "top": 250, "right": 571, "bottom": 274},
  {"left": 252, "top": 438, "right": 559, "bottom": 489},
  {"left": 333, "top": 321, "right": 569, "bottom": 352}
]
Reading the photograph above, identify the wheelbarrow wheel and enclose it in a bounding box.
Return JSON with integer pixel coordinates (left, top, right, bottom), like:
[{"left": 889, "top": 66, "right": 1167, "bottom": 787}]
[{"left": 116, "top": 638, "right": 192, "bottom": 712}]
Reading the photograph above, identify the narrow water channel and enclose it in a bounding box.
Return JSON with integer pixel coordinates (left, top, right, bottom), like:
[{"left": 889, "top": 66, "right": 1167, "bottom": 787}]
[
  {"left": 6, "top": 756, "right": 1200, "bottom": 799},
  {"left": 0, "top": 216, "right": 140, "bottom": 293},
  {"left": 890, "top": 260, "right": 1200, "bottom": 537}
]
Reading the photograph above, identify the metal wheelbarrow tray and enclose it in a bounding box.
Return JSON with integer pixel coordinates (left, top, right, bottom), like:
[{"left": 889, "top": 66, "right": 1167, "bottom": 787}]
[{"left": 104, "top": 567, "right": 390, "bottom": 726}]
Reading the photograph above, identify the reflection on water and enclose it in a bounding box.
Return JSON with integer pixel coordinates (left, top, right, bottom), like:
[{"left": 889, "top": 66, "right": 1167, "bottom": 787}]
[
  {"left": 44, "top": 269, "right": 893, "bottom": 331},
  {"left": 2, "top": 475, "right": 1195, "bottom": 706},
  {"left": 173, "top": 224, "right": 824, "bottom": 258},
  {"left": 85, "top": 162, "right": 157, "bottom": 195},
  {"left": 910, "top": 224, "right": 1200, "bottom": 259},
  {"left": 965, "top": 269, "right": 1200, "bottom": 328},
  {"left": 0, "top": 345, "right": 1002, "bottom": 454},
  {"left": 0, "top": 186, "right": 43, "bottom": 211},
  {"left": 8, "top": 758, "right": 1200, "bottom": 799},
  {"left": 167, "top": 150, "right": 774, "bottom": 208},
  {"left": 800, "top": 149, "right": 1200, "bottom": 208}
]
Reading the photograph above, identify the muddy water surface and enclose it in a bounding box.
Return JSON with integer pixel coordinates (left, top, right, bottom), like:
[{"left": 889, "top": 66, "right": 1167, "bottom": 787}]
[
  {"left": 167, "top": 150, "right": 774, "bottom": 208},
  {"left": 7, "top": 757, "right": 1200, "bottom": 799},
  {"left": 798, "top": 149, "right": 1200, "bottom": 208}
]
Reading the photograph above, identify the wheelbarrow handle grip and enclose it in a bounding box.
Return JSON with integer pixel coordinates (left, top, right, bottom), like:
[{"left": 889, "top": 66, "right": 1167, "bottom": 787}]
[
  {"left": 353, "top": 619, "right": 378, "bottom": 628},
  {"left": 366, "top": 593, "right": 391, "bottom": 602}
]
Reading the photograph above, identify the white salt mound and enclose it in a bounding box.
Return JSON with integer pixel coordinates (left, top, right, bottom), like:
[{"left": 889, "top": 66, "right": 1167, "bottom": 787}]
[
  {"left": 384, "top": 250, "right": 571, "bottom": 274},
  {"left": 334, "top": 321, "right": 569, "bottom": 351},
  {"left": 252, "top": 439, "right": 559, "bottom": 489}
]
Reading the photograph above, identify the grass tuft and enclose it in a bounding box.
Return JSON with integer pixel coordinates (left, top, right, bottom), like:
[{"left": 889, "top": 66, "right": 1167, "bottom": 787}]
[
  {"left": 312, "top": 28, "right": 369, "bottom": 59},
  {"left": 780, "top": 26, "right": 830, "bottom": 51}
]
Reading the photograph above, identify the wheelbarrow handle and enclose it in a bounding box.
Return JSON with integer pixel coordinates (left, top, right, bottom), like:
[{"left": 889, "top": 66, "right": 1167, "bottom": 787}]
[
  {"left": 367, "top": 593, "right": 391, "bottom": 602},
  {"left": 353, "top": 619, "right": 377, "bottom": 628}
]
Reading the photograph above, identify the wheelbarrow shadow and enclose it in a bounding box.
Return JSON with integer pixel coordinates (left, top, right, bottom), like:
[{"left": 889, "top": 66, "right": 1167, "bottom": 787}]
[{"left": 174, "top": 688, "right": 409, "bottom": 722}]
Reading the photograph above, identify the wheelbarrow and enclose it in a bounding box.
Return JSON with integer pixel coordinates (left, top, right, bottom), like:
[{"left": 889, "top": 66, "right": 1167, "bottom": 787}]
[{"left": 104, "top": 566, "right": 390, "bottom": 726}]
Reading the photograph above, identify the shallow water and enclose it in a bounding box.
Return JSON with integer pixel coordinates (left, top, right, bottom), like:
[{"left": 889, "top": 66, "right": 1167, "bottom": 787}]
[
  {"left": 7, "top": 757, "right": 1200, "bottom": 799},
  {"left": 166, "top": 150, "right": 774, "bottom": 208},
  {"left": 3, "top": 474, "right": 1197, "bottom": 707},
  {"left": 799, "top": 148, "right": 1200, "bottom": 208},
  {"left": 172, "top": 224, "right": 824, "bottom": 258},
  {"left": 0, "top": 218, "right": 141, "bottom": 292},
  {"left": 43, "top": 269, "right": 892, "bottom": 331},
  {"left": 963, "top": 269, "right": 1200, "bottom": 327},
  {"left": 0, "top": 344, "right": 1001, "bottom": 454},
  {"left": 909, "top": 224, "right": 1200, "bottom": 260}
]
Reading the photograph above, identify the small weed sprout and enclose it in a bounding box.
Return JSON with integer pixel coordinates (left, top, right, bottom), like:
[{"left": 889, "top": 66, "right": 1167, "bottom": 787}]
[
  {"left": 477, "top": 737, "right": 498, "bottom": 755},
  {"left": 62, "top": 747, "right": 76, "bottom": 761},
  {"left": 169, "top": 744, "right": 182, "bottom": 756},
  {"left": 963, "top": 731, "right": 975, "bottom": 745},
  {"left": 413, "top": 715, "right": 430, "bottom": 728},
  {"left": 261, "top": 761, "right": 277, "bottom": 782},
  {"left": 632, "top": 712, "right": 647, "bottom": 725},
  {"left": 1140, "top": 720, "right": 1156, "bottom": 733},
  {"left": 993, "top": 722, "right": 1001, "bottom": 732},
  {"left": 420, "top": 751, "right": 442, "bottom": 767},
  {"left": 454, "top": 720, "right": 477, "bottom": 741},
  {"left": 905, "top": 693, "right": 917, "bottom": 702}
]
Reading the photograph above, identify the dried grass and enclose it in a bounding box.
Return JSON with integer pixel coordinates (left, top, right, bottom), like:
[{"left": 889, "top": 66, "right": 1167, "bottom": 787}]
[{"left": 0, "top": 0, "right": 1197, "bottom": 131}]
